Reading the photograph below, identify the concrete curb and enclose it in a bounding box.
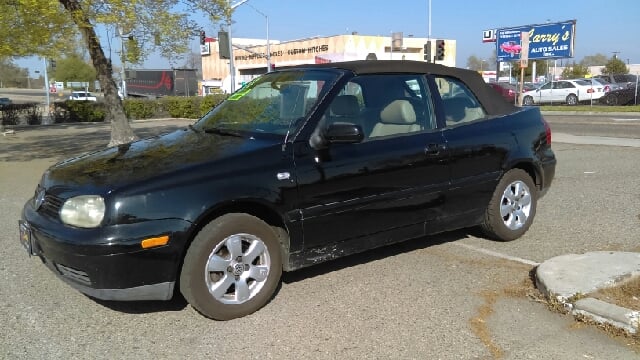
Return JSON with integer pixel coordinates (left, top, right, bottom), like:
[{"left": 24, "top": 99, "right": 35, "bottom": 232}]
[
  {"left": 535, "top": 252, "right": 640, "bottom": 335},
  {"left": 573, "top": 298, "right": 639, "bottom": 334}
]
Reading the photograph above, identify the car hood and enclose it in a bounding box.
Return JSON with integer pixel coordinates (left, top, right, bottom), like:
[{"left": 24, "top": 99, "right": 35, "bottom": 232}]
[{"left": 43, "top": 128, "right": 282, "bottom": 190}]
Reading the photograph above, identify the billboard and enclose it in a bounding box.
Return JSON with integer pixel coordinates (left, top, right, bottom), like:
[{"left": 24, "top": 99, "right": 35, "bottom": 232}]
[{"left": 496, "top": 20, "right": 575, "bottom": 62}]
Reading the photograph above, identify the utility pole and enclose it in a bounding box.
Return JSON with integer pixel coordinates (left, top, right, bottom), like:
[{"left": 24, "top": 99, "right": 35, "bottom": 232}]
[{"left": 612, "top": 51, "right": 620, "bottom": 59}]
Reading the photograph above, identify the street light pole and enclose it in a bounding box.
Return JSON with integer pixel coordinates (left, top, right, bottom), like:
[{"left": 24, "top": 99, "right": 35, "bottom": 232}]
[
  {"left": 228, "top": 0, "right": 249, "bottom": 93},
  {"left": 246, "top": 3, "right": 270, "bottom": 72}
]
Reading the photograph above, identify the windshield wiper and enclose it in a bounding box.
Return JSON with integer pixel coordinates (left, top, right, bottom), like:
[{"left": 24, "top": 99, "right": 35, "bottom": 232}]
[{"left": 203, "top": 127, "right": 244, "bottom": 138}]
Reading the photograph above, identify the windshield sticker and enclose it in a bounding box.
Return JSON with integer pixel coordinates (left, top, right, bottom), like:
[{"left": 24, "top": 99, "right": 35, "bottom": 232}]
[{"left": 227, "top": 78, "right": 260, "bottom": 101}]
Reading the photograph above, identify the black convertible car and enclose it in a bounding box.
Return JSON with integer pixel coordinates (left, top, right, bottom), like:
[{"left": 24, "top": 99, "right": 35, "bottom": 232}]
[
  {"left": 600, "top": 86, "right": 639, "bottom": 106},
  {"left": 20, "top": 60, "right": 556, "bottom": 320}
]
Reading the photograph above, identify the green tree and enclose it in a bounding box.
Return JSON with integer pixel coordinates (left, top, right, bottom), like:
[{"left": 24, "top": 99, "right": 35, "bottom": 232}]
[
  {"left": 601, "top": 57, "right": 629, "bottom": 75},
  {"left": 466, "top": 55, "right": 483, "bottom": 71},
  {"left": 580, "top": 53, "right": 608, "bottom": 67},
  {"left": 561, "top": 62, "right": 590, "bottom": 79},
  {"left": 0, "top": 58, "right": 28, "bottom": 88},
  {"left": 53, "top": 56, "right": 97, "bottom": 87},
  {"left": 0, "top": 0, "right": 229, "bottom": 146}
]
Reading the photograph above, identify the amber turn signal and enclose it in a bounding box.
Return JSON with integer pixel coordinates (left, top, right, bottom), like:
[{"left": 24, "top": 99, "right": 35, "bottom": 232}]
[{"left": 141, "top": 235, "right": 169, "bottom": 249}]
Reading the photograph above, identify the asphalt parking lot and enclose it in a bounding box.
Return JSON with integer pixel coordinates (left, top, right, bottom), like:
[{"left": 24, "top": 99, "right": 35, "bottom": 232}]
[{"left": 1, "top": 120, "right": 639, "bottom": 359}]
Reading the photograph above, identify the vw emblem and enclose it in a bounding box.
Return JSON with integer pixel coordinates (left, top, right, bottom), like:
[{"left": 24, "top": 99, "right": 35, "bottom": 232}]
[
  {"left": 233, "top": 264, "right": 244, "bottom": 276},
  {"left": 34, "top": 188, "right": 46, "bottom": 210}
]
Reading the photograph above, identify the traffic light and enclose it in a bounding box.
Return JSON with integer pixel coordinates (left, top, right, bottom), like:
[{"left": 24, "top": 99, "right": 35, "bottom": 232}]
[
  {"left": 218, "top": 31, "right": 230, "bottom": 59},
  {"left": 435, "top": 40, "right": 445, "bottom": 61},
  {"left": 199, "top": 30, "right": 206, "bottom": 45},
  {"left": 424, "top": 41, "right": 432, "bottom": 62},
  {"left": 49, "top": 59, "right": 56, "bottom": 69}
]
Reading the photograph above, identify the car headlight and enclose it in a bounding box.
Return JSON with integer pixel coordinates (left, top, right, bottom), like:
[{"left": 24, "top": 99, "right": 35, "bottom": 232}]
[{"left": 60, "top": 195, "right": 105, "bottom": 228}]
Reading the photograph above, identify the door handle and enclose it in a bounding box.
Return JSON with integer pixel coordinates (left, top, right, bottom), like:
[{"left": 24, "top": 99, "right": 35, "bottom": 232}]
[{"left": 425, "top": 143, "right": 445, "bottom": 156}]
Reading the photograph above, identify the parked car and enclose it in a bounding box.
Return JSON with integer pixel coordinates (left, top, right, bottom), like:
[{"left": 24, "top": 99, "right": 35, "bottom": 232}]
[
  {"left": 69, "top": 91, "right": 97, "bottom": 101},
  {"left": 585, "top": 77, "right": 621, "bottom": 93},
  {"left": 20, "top": 60, "right": 556, "bottom": 320},
  {"left": 522, "top": 79, "right": 604, "bottom": 105},
  {"left": 0, "top": 97, "right": 12, "bottom": 107},
  {"left": 488, "top": 82, "right": 517, "bottom": 103},
  {"left": 595, "top": 74, "right": 639, "bottom": 89},
  {"left": 599, "top": 86, "right": 639, "bottom": 106}
]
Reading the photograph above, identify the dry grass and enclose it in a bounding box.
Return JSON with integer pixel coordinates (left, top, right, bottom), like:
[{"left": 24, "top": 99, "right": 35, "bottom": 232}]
[{"left": 588, "top": 275, "right": 640, "bottom": 311}]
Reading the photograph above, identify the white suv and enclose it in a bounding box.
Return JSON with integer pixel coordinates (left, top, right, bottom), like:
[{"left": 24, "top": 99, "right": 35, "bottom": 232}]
[{"left": 69, "top": 91, "right": 97, "bottom": 101}]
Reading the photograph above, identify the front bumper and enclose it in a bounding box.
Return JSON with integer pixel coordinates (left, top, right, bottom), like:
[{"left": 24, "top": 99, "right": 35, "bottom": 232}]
[{"left": 22, "top": 200, "right": 192, "bottom": 301}]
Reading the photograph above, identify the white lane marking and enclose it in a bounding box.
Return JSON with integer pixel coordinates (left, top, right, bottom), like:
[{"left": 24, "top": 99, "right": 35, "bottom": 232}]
[
  {"left": 454, "top": 242, "right": 540, "bottom": 266},
  {"left": 611, "top": 118, "right": 640, "bottom": 122}
]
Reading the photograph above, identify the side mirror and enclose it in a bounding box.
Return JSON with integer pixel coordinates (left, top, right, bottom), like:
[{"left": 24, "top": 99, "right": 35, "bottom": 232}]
[{"left": 325, "top": 122, "right": 364, "bottom": 144}]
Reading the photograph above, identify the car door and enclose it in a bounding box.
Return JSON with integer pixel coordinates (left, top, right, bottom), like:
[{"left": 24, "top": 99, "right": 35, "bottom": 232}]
[
  {"left": 536, "top": 82, "right": 553, "bottom": 103},
  {"left": 432, "top": 75, "right": 512, "bottom": 232},
  {"left": 554, "top": 81, "right": 572, "bottom": 103},
  {"left": 293, "top": 74, "right": 450, "bottom": 250}
]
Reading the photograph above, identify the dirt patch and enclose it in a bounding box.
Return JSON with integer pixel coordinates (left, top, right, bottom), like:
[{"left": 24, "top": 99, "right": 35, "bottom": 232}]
[{"left": 588, "top": 275, "right": 640, "bottom": 311}]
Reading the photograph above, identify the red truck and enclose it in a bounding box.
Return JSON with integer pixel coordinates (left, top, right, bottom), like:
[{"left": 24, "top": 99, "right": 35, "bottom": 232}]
[{"left": 125, "top": 69, "right": 198, "bottom": 98}]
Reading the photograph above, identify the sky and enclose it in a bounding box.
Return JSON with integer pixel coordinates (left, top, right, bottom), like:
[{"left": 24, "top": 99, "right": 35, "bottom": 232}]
[{"left": 16, "top": 0, "right": 640, "bottom": 75}]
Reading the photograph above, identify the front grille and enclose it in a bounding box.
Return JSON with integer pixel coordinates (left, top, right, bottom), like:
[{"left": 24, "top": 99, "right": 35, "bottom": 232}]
[
  {"left": 55, "top": 263, "right": 92, "bottom": 286},
  {"left": 40, "top": 194, "right": 64, "bottom": 217}
]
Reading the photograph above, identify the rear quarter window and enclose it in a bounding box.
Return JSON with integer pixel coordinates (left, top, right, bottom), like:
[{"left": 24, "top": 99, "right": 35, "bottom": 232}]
[{"left": 434, "top": 76, "right": 486, "bottom": 127}]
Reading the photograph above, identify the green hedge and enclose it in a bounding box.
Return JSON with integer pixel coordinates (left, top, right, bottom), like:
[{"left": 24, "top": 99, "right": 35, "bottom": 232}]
[{"left": 52, "top": 101, "right": 106, "bottom": 123}]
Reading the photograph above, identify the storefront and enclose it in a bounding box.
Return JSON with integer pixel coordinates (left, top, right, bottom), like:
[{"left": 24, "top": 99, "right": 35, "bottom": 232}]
[{"left": 201, "top": 34, "right": 456, "bottom": 94}]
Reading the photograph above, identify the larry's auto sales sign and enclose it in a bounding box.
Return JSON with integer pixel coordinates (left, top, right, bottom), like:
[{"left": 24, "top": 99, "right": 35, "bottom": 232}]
[{"left": 496, "top": 20, "right": 575, "bottom": 62}]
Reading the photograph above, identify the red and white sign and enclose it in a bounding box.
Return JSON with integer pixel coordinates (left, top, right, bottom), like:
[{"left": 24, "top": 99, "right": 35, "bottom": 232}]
[{"left": 482, "top": 29, "right": 496, "bottom": 43}]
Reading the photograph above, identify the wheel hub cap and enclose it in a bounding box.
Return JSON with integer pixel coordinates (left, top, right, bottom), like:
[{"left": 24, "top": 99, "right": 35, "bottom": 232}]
[
  {"left": 500, "top": 180, "right": 532, "bottom": 230},
  {"left": 204, "top": 234, "right": 271, "bottom": 305}
]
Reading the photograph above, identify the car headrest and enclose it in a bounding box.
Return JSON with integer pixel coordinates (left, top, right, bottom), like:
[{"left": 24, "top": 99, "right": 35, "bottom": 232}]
[
  {"left": 443, "top": 96, "right": 472, "bottom": 122},
  {"left": 331, "top": 95, "right": 360, "bottom": 116},
  {"left": 380, "top": 99, "right": 416, "bottom": 124}
]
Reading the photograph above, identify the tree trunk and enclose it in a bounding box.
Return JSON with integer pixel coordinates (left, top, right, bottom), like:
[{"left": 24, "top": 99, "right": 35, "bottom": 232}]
[{"left": 59, "top": 0, "right": 138, "bottom": 147}]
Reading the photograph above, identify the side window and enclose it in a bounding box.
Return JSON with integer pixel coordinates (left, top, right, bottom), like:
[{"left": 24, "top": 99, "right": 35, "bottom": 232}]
[
  {"left": 540, "top": 82, "right": 552, "bottom": 90},
  {"left": 323, "top": 81, "right": 364, "bottom": 127},
  {"left": 316, "top": 74, "right": 436, "bottom": 141},
  {"left": 434, "top": 76, "right": 486, "bottom": 127}
]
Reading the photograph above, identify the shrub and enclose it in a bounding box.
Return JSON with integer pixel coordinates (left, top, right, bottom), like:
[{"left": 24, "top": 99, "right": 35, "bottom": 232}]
[
  {"left": 25, "top": 105, "right": 42, "bottom": 125},
  {"left": 123, "top": 99, "right": 159, "bottom": 119},
  {"left": 160, "top": 96, "right": 202, "bottom": 119},
  {"left": 0, "top": 104, "right": 21, "bottom": 125},
  {"left": 53, "top": 101, "right": 106, "bottom": 123},
  {"left": 200, "top": 94, "right": 228, "bottom": 116}
]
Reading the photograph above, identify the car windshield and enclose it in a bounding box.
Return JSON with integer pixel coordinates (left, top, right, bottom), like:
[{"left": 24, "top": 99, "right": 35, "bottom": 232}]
[{"left": 195, "top": 69, "right": 340, "bottom": 138}]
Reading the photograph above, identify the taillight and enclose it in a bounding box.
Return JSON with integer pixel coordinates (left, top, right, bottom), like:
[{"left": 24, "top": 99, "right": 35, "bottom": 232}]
[
  {"left": 541, "top": 116, "right": 552, "bottom": 145},
  {"left": 604, "top": 85, "right": 610, "bottom": 93},
  {"left": 587, "top": 88, "right": 594, "bottom": 93},
  {"left": 508, "top": 89, "right": 515, "bottom": 96}
]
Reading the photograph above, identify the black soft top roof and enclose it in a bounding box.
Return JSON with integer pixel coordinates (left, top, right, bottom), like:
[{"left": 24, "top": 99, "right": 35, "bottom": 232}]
[{"left": 292, "top": 60, "right": 516, "bottom": 116}]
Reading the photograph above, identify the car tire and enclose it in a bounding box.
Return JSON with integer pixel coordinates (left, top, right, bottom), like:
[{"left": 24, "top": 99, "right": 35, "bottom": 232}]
[
  {"left": 480, "top": 169, "right": 537, "bottom": 242},
  {"left": 179, "top": 213, "right": 283, "bottom": 320},
  {"left": 566, "top": 94, "right": 578, "bottom": 105},
  {"left": 605, "top": 93, "right": 618, "bottom": 106},
  {"left": 523, "top": 96, "right": 534, "bottom": 106}
]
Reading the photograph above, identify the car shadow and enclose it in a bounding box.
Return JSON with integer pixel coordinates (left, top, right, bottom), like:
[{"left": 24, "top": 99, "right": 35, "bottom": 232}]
[
  {"left": 92, "top": 293, "right": 189, "bottom": 314},
  {"left": 281, "top": 228, "right": 474, "bottom": 284}
]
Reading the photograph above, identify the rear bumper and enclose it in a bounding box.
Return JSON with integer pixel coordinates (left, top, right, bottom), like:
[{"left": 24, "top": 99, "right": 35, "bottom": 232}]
[{"left": 539, "top": 156, "right": 556, "bottom": 198}]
